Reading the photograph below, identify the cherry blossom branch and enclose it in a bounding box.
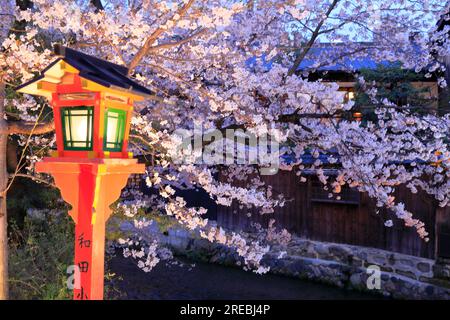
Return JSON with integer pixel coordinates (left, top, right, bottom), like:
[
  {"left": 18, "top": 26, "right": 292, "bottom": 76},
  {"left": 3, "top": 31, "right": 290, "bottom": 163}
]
[
  {"left": 128, "top": 0, "right": 197, "bottom": 74},
  {"left": 1, "top": 104, "right": 47, "bottom": 197},
  {"left": 287, "top": 0, "right": 340, "bottom": 76},
  {"left": 6, "top": 121, "right": 54, "bottom": 135},
  {"left": 148, "top": 28, "right": 208, "bottom": 52},
  {"left": 10, "top": 173, "right": 56, "bottom": 188}
]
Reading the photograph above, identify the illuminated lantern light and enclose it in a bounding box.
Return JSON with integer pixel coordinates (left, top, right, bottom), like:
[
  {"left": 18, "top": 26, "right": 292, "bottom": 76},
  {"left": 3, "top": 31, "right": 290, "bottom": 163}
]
[
  {"left": 104, "top": 108, "right": 126, "bottom": 151},
  {"left": 15, "top": 45, "right": 154, "bottom": 300},
  {"left": 61, "top": 106, "right": 94, "bottom": 150}
]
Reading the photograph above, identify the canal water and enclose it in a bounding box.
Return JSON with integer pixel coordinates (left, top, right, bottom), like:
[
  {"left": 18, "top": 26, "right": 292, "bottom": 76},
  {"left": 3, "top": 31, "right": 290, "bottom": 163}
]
[{"left": 107, "top": 255, "right": 383, "bottom": 300}]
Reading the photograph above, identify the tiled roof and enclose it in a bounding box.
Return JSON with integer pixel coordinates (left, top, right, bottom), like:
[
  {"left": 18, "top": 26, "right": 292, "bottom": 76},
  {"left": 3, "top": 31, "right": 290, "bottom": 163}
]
[
  {"left": 247, "top": 43, "right": 424, "bottom": 73},
  {"left": 16, "top": 45, "right": 153, "bottom": 97}
]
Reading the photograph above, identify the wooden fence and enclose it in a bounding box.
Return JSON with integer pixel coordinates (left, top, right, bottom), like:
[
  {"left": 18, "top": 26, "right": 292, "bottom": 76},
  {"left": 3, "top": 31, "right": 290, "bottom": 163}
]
[{"left": 216, "top": 170, "right": 437, "bottom": 259}]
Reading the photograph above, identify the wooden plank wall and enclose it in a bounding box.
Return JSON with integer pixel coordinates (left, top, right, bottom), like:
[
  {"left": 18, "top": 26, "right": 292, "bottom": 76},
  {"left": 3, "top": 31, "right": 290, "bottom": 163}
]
[{"left": 217, "top": 170, "right": 436, "bottom": 259}]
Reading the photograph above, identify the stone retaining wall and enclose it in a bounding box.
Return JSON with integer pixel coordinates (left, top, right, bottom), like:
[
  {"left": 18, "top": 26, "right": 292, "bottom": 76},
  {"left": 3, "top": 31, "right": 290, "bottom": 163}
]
[
  {"left": 261, "top": 239, "right": 449, "bottom": 300},
  {"left": 114, "top": 219, "right": 450, "bottom": 300}
]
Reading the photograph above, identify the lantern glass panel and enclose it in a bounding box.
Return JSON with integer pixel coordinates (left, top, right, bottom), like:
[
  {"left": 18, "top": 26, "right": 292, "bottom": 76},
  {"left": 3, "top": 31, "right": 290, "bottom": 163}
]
[
  {"left": 103, "top": 108, "right": 126, "bottom": 152},
  {"left": 61, "top": 106, "right": 94, "bottom": 150}
]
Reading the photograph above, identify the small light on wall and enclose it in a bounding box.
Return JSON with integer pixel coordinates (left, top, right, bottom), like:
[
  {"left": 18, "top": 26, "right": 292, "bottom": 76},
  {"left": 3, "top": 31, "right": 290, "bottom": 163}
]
[
  {"left": 353, "top": 111, "right": 363, "bottom": 121},
  {"left": 347, "top": 91, "right": 355, "bottom": 100}
]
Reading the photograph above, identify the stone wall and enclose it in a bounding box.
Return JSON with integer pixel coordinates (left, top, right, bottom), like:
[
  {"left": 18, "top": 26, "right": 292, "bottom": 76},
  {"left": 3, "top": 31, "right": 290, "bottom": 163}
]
[
  {"left": 262, "top": 239, "right": 449, "bottom": 300},
  {"left": 113, "top": 219, "right": 450, "bottom": 300}
]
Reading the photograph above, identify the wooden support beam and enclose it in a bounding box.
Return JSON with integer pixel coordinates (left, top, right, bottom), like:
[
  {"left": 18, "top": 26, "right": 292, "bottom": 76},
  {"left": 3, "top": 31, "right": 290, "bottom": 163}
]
[{"left": 37, "top": 81, "right": 58, "bottom": 92}]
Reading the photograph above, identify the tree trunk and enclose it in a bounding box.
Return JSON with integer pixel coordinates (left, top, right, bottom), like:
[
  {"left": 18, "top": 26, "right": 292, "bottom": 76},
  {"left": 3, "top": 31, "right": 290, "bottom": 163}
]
[
  {"left": 439, "top": 55, "right": 450, "bottom": 115},
  {"left": 7, "top": 139, "right": 18, "bottom": 173},
  {"left": 0, "top": 82, "right": 9, "bottom": 300}
]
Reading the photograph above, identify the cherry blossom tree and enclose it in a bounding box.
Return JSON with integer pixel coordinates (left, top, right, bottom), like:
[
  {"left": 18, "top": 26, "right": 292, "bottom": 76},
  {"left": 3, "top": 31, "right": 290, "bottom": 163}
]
[{"left": 0, "top": 0, "right": 449, "bottom": 299}]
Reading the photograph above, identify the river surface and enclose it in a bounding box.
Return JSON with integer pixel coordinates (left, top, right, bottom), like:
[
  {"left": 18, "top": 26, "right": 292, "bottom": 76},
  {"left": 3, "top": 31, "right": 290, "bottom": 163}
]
[{"left": 107, "top": 255, "right": 384, "bottom": 300}]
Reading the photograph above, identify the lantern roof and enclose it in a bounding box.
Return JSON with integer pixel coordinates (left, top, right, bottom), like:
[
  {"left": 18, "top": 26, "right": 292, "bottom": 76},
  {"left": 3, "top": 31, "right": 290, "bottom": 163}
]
[{"left": 15, "top": 44, "right": 153, "bottom": 100}]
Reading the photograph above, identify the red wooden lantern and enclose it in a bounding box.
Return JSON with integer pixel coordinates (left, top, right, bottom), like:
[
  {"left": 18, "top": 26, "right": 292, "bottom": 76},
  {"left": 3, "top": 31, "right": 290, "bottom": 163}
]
[{"left": 15, "top": 45, "right": 150, "bottom": 300}]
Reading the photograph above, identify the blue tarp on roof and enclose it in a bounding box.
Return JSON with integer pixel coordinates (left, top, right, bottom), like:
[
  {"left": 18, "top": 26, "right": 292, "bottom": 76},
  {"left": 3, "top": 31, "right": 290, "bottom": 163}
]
[{"left": 247, "top": 43, "right": 424, "bottom": 72}]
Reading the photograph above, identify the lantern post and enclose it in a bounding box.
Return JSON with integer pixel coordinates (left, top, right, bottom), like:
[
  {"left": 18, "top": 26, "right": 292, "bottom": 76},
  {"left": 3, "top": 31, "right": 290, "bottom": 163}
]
[{"left": 15, "top": 45, "right": 152, "bottom": 300}]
